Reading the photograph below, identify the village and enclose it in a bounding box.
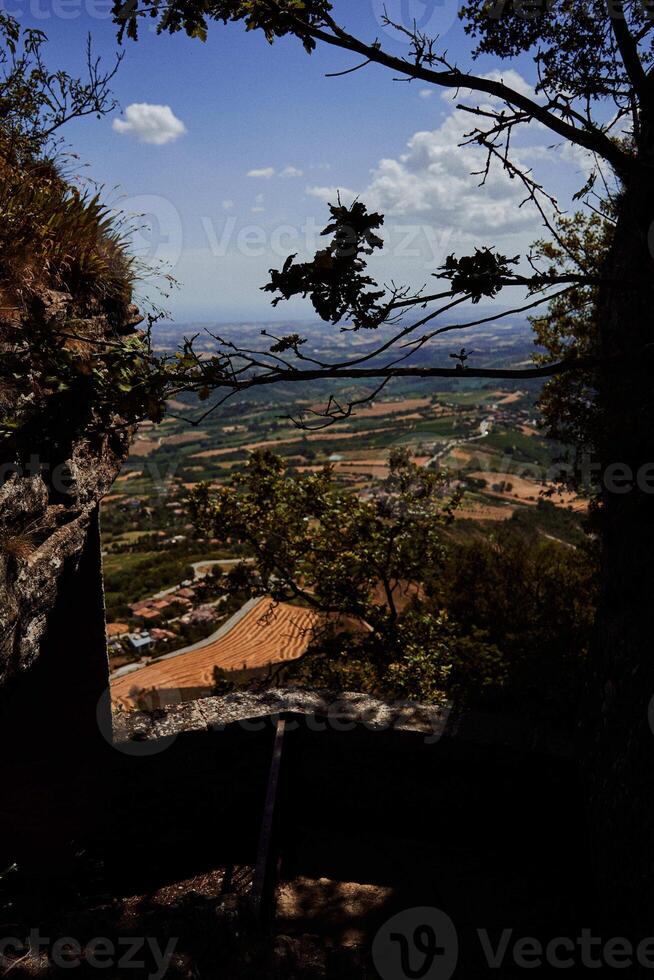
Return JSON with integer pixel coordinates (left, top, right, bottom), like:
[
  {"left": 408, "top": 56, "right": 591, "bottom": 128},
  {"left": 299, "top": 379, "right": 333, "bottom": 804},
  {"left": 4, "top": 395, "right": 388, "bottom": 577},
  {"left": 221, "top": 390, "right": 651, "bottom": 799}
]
[{"left": 106, "top": 560, "right": 231, "bottom": 666}]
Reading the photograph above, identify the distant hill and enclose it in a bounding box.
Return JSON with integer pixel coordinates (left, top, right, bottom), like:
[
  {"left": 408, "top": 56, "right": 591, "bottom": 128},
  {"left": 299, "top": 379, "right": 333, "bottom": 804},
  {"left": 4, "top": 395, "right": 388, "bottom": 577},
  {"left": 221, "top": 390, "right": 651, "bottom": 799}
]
[{"left": 152, "top": 316, "right": 539, "bottom": 368}]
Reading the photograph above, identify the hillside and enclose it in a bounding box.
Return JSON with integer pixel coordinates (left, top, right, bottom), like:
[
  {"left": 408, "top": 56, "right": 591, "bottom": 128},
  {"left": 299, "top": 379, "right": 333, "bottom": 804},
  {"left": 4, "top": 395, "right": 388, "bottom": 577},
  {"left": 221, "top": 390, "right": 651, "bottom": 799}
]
[{"left": 0, "top": 133, "right": 142, "bottom": 685}]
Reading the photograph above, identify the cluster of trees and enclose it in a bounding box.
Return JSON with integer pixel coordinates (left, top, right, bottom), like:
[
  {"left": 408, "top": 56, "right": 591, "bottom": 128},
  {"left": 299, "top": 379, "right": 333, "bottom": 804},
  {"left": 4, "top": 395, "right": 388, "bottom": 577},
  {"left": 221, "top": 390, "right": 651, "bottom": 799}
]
[{"left": 190, "top": 449, "right": 598, "bottom": 722}]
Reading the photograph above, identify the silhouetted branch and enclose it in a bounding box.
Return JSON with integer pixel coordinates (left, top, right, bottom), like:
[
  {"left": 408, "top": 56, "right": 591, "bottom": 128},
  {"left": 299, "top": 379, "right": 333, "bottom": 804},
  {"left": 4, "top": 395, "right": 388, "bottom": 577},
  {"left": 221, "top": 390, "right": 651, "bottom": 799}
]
[{"left": 303, "top": 9, "right": 635, "bottom": 176}]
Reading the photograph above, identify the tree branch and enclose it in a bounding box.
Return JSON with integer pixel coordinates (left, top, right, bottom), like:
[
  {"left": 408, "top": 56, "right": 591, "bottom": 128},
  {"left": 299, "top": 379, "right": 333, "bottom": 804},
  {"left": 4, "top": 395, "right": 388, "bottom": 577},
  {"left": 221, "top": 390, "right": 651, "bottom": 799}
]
[
  {"left": 187, "top": 356, "right": 597, "bottom": 404},
  {"left": 609, "top": 5, "right": 651, "bottom": 106},
  {"left": 297, "top": 10, "right": 635, "bottom": 176}
]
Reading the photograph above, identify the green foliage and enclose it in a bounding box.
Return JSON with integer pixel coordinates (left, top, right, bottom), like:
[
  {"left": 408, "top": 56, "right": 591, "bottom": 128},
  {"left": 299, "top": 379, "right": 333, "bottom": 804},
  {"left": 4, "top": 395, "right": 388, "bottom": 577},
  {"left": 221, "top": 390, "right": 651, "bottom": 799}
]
[
  {"left": 0, "top": 11, "right": 119, "bottom": 162},
  {"left": 288, "top": 612, "right": 500, "bottom": 705},
  {"left": 483, "top": 426, "right": 557, "bottom": 466},
  {"left": 189, "top": 447, "right": 459, "bottom": 627},
  {"left": 189, "top": 448, "right": 469, "bottom": 699},
  {"left": 186, "top": 448, "right": 596, "bottom": 717},
  {"left": 460, "top": 0, "right": 652, "bottom": 106},
  {"left": 0, "top": 15, "right": 171, "bottom": 450},
  {"left": 113, "top": 0, "right": 334, "bottom": 51},
  {"left": 0, "top": 302, "right": 171, "bottom": 451},
  {"left": 508, "top": 497, "right": 587, "bottom": 546},
  {"left": 263, "top": 200, "right": 386, "bottom": 329},
  {"left": 439, "top": 523, "right": 599, "bottom": 718},
  {"left": 441, "top": 248, "right": 519, "bottom": 304},
  {"left": 0, "top": 14, "right": 129, "bottom": 301},
  {"left": 0, "top": 155, "right": 133, "bottom": 302},
  {"left": 384, "top": 610, "right": 506, "bottom": 704},
  {"left": 531, "top": 209, "right": 613, "bottom": 491}
]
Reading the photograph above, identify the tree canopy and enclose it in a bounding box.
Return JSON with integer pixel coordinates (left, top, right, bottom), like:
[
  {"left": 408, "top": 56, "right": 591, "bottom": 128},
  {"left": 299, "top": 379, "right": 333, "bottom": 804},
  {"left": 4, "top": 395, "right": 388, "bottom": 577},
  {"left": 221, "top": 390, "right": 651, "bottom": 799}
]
[{"left": 189, "top": 449, "right": 597, "bottom": 713}]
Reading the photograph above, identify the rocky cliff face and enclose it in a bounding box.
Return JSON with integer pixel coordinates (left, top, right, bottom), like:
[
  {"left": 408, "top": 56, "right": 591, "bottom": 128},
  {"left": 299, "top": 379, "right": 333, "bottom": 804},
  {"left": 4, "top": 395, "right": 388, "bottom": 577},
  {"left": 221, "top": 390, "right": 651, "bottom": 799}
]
[{"left": 0, "top": 288, "right": 141, "bottom": 685}]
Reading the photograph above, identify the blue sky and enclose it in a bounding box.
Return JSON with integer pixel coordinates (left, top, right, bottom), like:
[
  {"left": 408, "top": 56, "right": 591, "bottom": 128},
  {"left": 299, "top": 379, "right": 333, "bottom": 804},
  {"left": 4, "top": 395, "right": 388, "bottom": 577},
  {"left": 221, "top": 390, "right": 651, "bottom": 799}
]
[{"left": 15, "top": 0, "right": 593, "bottom": 321}]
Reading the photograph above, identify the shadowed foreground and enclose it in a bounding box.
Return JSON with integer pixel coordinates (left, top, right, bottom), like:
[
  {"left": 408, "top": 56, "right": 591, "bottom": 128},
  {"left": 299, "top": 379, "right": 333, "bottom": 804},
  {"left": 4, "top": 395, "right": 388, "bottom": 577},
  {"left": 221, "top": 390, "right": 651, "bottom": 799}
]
[{"left": 0, "top": 693, "right": 605, "bottom": 978}]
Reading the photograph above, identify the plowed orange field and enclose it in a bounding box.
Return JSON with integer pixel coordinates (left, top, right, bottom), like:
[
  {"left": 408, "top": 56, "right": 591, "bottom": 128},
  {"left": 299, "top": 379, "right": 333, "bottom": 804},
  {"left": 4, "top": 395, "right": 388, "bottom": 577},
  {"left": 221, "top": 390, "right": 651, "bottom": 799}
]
[{"left": 111, "top": 598, "right": 318, "bottom": 709}]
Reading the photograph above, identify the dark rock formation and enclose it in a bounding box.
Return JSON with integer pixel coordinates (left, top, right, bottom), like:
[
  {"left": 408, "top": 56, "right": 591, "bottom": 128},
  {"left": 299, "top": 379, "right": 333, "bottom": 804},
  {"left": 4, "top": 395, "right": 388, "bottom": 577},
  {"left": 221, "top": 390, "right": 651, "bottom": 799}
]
[
  {"left": 0, "top": 288, "right": 141, "bottom": 684},
  {"left": 112, "top": 687, "right": 452, "bottom": 743}
]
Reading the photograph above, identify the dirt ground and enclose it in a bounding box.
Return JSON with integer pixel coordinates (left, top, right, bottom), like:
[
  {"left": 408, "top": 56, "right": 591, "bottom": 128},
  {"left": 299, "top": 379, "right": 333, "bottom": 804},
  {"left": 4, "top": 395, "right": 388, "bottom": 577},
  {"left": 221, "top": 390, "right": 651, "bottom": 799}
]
[
  {"left": 163, "top": 430, "right": 210, "bottom": 446},
  {"left": 457, "top": 501, "right": 518, "bottom": 521},
  {"left": 325, "top": 397, "right": 433, "bottom": 419},
  {"left": 276, "top": 876, "right": 394, "bottom": 947},
  {"left": 494, "top": 390, "right": 526, "bottom": 406},
  {"left": 129, "top": 437, "right": 160, "bottom": 457},
  {"left": 115, "top": 471, "right": 142, "bottom": 482},
  {"left": 469, "top": 470, "right": 586, "bottom": 511}
]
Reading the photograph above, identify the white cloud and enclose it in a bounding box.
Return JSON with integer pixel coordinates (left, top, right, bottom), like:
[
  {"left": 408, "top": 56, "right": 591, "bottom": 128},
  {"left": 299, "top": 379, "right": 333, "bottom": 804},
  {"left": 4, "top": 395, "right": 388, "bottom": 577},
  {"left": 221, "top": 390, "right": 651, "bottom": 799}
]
[
  {"left": 363, "top": 117, "right": 534, "bottom": 236},
  {"left": 477, "top": 68, "right": 536, "bottom": 101},
  {"left": 301, "top": 68, "right": 593, "bottom": 279},
  {"left": 560, "top": 141, "right": 595, "bottom": 178},
  {"left": 222, "top": 199, "right": 235, "bottom": 211},
  {"left": 419, "top": 88, "right": 434, "bottom": 99},
  {"left": 113, "top": 103, "right": 186, "bottom": 145},
  {"left": 336, "top": 72, "right": 549, "bottom": 240},
  {"left": 247, "top": 165, "right": 304, "bottom": 179},
  {"left": 247, "top": 167, "right": 276, "bottom": 179},
  {"left": 306, "top": 185, "right": 358, "bottom": 204},
  {"left": 307, "top": 110, "right": 534, "bottom": 239}
]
